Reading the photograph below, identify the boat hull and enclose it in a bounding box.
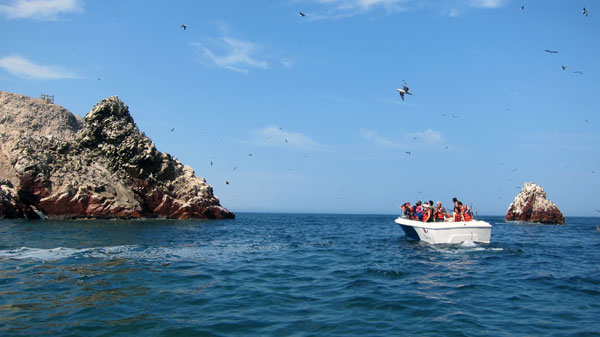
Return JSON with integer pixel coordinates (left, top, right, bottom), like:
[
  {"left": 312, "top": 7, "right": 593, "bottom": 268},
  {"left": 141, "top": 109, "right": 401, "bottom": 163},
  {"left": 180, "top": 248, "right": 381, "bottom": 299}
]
[{"left": 395, "top": 217, "right": 492, "bottom": 244}]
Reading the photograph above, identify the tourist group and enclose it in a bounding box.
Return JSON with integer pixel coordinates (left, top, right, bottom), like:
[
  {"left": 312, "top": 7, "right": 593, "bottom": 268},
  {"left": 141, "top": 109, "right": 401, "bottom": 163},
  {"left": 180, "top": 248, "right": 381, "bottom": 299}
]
[{"left": 400, "top": 198, "right": 474, "bottom": 222}]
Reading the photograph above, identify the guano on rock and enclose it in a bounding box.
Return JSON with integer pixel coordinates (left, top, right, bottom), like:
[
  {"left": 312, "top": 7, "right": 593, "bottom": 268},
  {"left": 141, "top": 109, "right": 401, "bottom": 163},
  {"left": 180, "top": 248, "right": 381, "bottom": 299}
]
[{"left": 0, "top": 91, "right": 234, "bottom": 220}]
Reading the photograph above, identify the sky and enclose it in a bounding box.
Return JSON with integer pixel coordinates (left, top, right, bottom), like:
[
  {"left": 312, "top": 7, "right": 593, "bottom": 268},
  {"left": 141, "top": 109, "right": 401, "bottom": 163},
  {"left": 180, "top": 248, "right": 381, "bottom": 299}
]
[{"left": 1, "top": 0, "right": 599, "bottom": 216}]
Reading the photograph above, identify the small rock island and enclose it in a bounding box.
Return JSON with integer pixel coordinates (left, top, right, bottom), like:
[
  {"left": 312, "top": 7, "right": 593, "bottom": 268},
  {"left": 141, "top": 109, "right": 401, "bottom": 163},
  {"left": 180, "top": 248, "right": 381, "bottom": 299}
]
[
  {"left": 505, "top": 182, "right": 564, "bottom": 224},
  {"left": 0, "top": 91, "right": 234, "bottom": 220}
]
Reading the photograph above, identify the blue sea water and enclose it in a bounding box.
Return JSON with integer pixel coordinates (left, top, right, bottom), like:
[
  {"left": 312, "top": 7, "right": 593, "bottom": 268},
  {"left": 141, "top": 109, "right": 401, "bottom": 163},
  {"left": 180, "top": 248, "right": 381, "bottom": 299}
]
[{"left": 0, "top": 214, "right": 599, "bottom": 336}]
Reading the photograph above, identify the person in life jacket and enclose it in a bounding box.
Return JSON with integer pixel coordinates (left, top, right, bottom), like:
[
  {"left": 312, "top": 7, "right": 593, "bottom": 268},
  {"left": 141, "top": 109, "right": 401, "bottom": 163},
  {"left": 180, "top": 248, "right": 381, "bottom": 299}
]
[
  {"left": 400, "top": 202, "right": 413, "bottom": 219},
  {"left": 422, "top": 200, "right": 435, "bottom": 222},
  {"left": 454, "top": 201, "right": 464, "bottom": 222},
  {"left": 434, "top": 201, "right": 449, "bottom": 222},
  {"left": 415, "top": 201, "right": 423, "bottom": 221},
  {"left": 461, "top": 204, "right": 473, "bottom": 221}
]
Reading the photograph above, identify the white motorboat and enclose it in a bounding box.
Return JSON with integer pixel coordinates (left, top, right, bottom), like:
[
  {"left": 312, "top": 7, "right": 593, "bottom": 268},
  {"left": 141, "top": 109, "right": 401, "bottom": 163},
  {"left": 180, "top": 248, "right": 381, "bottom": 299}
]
[{"left": 395, "top": 217, "right": 492, "bottom": 244}]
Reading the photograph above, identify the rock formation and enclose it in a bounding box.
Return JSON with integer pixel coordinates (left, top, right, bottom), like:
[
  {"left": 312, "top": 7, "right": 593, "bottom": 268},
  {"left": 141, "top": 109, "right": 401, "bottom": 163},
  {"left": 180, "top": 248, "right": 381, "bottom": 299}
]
[
  {"left": 505, "top": 182, "right": 564, "bottom": 224},
  {"left": 0, "top": 91, "right": 234, "bottom": 220}
]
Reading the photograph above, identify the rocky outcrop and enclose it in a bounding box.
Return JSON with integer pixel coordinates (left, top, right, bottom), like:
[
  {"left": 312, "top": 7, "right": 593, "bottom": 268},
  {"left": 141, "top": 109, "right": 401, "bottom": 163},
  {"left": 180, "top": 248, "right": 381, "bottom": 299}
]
[
  {"left": 505, "top": 182, "right": 564, "bottom": 224},
  {"left": 0, "top": 91, "right": 234, "bottom": 220}
]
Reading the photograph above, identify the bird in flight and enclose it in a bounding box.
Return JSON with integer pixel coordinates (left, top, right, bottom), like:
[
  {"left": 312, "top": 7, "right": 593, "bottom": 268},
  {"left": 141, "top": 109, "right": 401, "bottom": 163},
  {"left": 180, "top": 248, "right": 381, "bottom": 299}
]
[
  {"left": 405, "top": 151, "right": 411, "bottom": 155},
  {"left": 180, "top": 24, "right": 187, "bottom": 30},
  {"left": 520, "top": 5, "right": 524, "bottom": 10},
  {"left": 170, "top": 128, "right": 174, "bottom": 132},
  {"left": 582, "top": 7, "right": 588, "bottom": 17},
  {"left": 573, "top": 71, "right": 584, "bottom": 75},
  {"left": 545, "top": 49, "right": 558, "bottom": 54},
  {"left": 562, "top": 66, "right": 568, "bottom": 71},
  {"left": 299, "top": 12, "right": 306, "bottom": 17},
  {"left": 395, "top": 80, "right": 413, "bottom": 101}
]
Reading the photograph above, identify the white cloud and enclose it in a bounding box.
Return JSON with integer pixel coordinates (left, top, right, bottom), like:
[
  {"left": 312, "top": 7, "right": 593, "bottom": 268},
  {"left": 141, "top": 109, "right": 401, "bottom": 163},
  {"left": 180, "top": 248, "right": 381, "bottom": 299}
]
[
  {"left": 191, "top": 37, "right": 268, "bottom": 74},
  {"left": 468, "top": 0, "right": 508, "bottom": 8},
  {"left": 308, "top": 0, "right": 508, "bottom": 18},
  {"left": 408, "top": 128, "right": 444, "bottom": 144},
  {"left": 360, "top": 129, "right": 406, "bottom": 148},
  {"left": 0, "top": 0, "right": 82, "bottom": 20},
  {"left": 360, "top": 128, "right": 445, "bottom": 148},
  {"left": 313, "top": 0, "right": 408, "bottom": 18},
  {"left": 251, "top": 126, "right": 332, "bottom": 152},
  {"left": 0, "top": 55, "right": 79, "bottom": 79}
]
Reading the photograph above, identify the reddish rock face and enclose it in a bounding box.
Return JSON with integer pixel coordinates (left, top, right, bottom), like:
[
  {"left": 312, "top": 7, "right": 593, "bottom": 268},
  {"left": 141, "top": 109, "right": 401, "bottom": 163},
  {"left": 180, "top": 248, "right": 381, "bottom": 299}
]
[
  {"left": 505, "top": 183, "right": 564, "bottom": 224},
  {"left": 0, "top": 91, "right": 234, "bottom": 220}
]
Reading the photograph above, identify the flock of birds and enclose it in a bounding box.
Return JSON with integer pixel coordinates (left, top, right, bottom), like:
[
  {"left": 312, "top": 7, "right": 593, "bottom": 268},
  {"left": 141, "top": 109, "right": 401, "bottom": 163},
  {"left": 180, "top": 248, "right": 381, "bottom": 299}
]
[
  {"left": 175, "top": 6, "right": 593, "bottom": 191},
  {"left": 177, "top": 6, "right": 590, "bottom": 104}
]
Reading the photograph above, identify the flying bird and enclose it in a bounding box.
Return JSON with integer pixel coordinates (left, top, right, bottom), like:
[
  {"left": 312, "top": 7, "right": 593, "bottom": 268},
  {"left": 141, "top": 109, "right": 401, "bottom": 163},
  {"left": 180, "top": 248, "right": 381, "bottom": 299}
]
[
  {"left": 573, "top": 71, "right": 584, "bottom": 75},
  {"left": 395, "top": 80, "right": 413, "bottom": 101},
  {"left": 180, "top": 24, "right": 187, "bottom": 30},
  {"left": 520, "top": 5, "right": 524, "bottom": 10},
  {"left": 170, "top": 128, "right": 174, "bottom": 132},
  {"left": 562, "top": 66, "right": 568, "bottom": 71},
  {"left": 225, "top": 181, "right": 229, "bottom": 185},
  {"left": 545, "top": 49, "right": 558, "bottom": 54},
  {"left": 299, "top": 12, "right": 306, "bottom": 17},
  {"left": 582, "top": 7, "right": 588, "bottom": 17},
  {"left": 405, "top": 151, "right": 411, "bottom": 155}
]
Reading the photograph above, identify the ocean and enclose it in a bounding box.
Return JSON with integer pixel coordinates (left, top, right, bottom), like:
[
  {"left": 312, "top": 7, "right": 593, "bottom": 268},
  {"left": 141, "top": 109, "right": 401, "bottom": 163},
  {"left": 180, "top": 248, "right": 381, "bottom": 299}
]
[{"left": 0, "top": 214, "right": 599, "bottom": 336}]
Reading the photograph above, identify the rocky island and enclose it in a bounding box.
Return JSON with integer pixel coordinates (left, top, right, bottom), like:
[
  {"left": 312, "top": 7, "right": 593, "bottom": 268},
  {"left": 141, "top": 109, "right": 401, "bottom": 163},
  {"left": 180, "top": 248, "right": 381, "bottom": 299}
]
[
  {"left": 505, "top": 182, "right": 564, "bottom": 224},
  {"left": 0, "top": 91, "right": 234, "bottom": 220}
]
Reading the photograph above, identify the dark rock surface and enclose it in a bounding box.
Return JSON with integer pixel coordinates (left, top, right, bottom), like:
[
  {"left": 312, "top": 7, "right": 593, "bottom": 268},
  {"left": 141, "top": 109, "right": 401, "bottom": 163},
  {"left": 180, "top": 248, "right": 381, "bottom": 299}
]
[
  {"left": 0, "top": 91, "right": 234, "bottom": 220},
  {"left": 505, "top": 182, "right": 564, "bottom": 224}
]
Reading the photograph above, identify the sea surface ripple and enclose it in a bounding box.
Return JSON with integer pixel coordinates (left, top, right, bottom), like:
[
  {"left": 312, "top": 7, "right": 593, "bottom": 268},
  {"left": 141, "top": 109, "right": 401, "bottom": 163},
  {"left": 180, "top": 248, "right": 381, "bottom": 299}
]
[{"left": 1, "top": 214, "right": 599, "bottom": 336}]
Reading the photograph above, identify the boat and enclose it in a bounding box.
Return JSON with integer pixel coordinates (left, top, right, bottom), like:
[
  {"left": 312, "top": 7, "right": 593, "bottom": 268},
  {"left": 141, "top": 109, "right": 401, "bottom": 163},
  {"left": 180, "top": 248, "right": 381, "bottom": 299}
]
[{"left": 395, "top": 217, "right": 492, "bottom": 244}]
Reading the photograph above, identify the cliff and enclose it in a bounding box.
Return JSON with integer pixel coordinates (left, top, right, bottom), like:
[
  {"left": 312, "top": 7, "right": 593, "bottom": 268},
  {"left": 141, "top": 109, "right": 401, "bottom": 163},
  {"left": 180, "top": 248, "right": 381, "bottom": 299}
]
[
  {"left": 0, "top": 91, "right": 234, "bottom": 220},
  {"left": 505, "top": 182, "right": 564, "bottom": 224}
]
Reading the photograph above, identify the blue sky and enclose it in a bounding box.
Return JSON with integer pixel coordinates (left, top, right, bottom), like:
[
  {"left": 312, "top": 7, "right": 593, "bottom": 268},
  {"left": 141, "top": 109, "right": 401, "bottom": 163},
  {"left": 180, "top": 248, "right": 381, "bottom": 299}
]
[{"left": 1, "top": 0, "right": 598, "bottom": 216}]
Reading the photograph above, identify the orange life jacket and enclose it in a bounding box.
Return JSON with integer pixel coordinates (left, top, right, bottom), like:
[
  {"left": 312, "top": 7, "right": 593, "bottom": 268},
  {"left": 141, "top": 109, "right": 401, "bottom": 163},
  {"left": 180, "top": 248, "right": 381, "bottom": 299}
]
[
  {"left": 435, "top": 207, "right": 446, "bottom": 220},
  {"left": 463, "top": 206, "right": 472, "bottom": 221},
  {"left": 422, "top": 209, "right": 430, "bottom": 222},
  {"left": 454, "top": 212, "right": 462, "bottom": 222}
]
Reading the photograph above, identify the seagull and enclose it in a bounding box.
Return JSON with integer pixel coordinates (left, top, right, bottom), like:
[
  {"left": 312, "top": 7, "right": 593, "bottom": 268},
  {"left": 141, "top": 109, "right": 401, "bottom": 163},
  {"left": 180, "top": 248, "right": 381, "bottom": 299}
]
[
  {"left": 573, "top": 71, "right": 584, "bottom": 75},
  {"left": 562, "top": 66, "right": 568, "bottom": 71},
  {"left": 582, "top": 7, "right": 588, "bottom": 17},
  {"left": 299, "top": 12, "right": 306, "bottom": 17},
  {"left": 180, "top": 24, "right": 187, "bottom": 30},
  {"left": 545, "top": 49, "right": 558, "bottom": 54}
]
